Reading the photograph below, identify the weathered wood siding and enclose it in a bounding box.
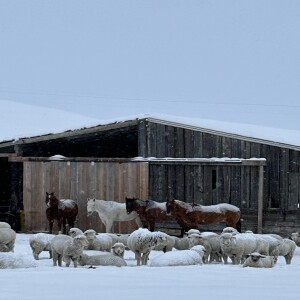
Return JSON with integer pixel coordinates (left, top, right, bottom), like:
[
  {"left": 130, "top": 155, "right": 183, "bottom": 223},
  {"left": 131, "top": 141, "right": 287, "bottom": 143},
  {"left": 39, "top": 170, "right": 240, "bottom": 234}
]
[
  {"left": 140, "top": 122, "right": 300, "bottom": 234},
  {"left": 23, "top": 161, "right": 149, "bottom": 233}
]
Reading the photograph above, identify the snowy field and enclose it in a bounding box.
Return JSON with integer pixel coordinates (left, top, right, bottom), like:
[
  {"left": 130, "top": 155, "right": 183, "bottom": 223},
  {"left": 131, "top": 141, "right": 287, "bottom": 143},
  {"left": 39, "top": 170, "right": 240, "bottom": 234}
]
[{"left": 0, "top": 233, "right": 299, "bottom": 300}]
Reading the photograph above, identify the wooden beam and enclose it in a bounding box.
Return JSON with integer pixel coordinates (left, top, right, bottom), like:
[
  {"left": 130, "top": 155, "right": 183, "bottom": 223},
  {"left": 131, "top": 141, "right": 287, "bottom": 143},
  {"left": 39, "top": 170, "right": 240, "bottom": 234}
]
[{"left": 257, "top": 164, "right": 264, "bottom": 233}]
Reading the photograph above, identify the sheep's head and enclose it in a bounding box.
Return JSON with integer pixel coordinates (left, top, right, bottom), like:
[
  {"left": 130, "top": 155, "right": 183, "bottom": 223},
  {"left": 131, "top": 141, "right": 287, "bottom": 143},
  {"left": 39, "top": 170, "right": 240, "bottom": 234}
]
[
  {"left": 248, "top": 252, "right": 266, "bottom": 262},
  {"left": 69, "top": 228, "right": 83, "bottom": 238},
  {"left": 112, "top": 242, "right": 125, "bottom": 256},
  {"left": 190, "top": 245, "right": 206, "bottom": 257},
  {"left": 187, "top": 234, "right": 202, "bottom": 248},
  {"left": 222, "top": 227, "right": 239, "bottom": 235},
  {"left": 220, "top": 233, "right": 235, "bottom": 246},
  {"left": 73, "top": 235, "right": 89, "bottom": 247},
  {"left": 84, "top": 229, "right": 97, "bottom": 241}
]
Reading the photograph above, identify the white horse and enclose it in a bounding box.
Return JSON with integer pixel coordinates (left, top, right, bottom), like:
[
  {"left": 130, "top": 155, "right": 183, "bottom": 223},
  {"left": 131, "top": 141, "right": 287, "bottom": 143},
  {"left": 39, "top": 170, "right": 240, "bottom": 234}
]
[{"left": 86, "top": 198, "right": 143, "bottom": 233}]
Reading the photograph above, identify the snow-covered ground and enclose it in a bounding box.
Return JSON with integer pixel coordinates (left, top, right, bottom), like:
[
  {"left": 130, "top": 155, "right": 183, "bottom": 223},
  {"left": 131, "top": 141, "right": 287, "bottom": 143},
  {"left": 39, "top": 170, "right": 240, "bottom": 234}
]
[{"left": 0, "top": 233, "right": 299, "bottom": 300}]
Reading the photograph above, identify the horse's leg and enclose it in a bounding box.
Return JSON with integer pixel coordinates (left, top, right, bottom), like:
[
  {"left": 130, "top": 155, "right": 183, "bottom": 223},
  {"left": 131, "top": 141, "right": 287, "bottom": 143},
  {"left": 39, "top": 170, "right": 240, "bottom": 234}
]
[
  {"left": 135, "top": 216, "right": 143, "bottom": 228},
  {"left": 49, "top": 220, "right": 54, "bottom": 234},
  {"left": 149, "top": 220, "right": 155, "bottom": 232},
  {"left": 105, "top": 220, "right": 113, "bottom": 233},
  {"left": 62, "top": 218, "right": 67, "bottom": 234}
]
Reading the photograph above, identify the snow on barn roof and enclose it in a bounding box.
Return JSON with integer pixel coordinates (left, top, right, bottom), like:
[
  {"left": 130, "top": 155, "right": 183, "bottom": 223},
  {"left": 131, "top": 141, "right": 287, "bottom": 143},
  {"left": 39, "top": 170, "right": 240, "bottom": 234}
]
[{"left": 1, "top": 112, "right": 300, "bottom": 151}]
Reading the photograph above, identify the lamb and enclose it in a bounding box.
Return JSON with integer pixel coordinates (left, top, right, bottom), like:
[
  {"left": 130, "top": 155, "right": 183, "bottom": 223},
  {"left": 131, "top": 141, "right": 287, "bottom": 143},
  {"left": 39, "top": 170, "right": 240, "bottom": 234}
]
[
  {"left": 78, "top": 253, "right": 127, "bottom": 267},
  {"left": 50, "top": 234, "right": 88, "bottom": 267},
  {"left": 111, "top": 242, "right": 126, "bottom": 258},
  {"left": 68, "top": 227, "right": 84, "bottom": 238},
  {"left": 29, "top": 233, "right": 55, "bottom": 260},
  {"left": 188, "top": 232, "right": 226, "bottom": 263},
  {"left": 127, "top": 228, "right": 169, "bottom": 266},
  {"left": 150, "top": 245, "right": 206, "bottom": 267},
  {"left": 84, "top": 229, "right": 113, "bottom": 252},
  {"left": 242, "top": 252, "right": 277, "bottom": 268},
  {"left": 0, "top": 222, "right": 11, "bottom": 229},
  {"left": 0, "top": 228, "right": 16, "bottom": 252},
  {"left": 0, "top": 253, "right": 38, "bottom": 269},
  {"left": 271, "top": 238, "right": 296, "bottom": 264},
  {"left": 220, "top": 232, "right": 271, "bottom": 264},
  {"left": 290, "top": 232, "right": 300, "bottom": 247}
]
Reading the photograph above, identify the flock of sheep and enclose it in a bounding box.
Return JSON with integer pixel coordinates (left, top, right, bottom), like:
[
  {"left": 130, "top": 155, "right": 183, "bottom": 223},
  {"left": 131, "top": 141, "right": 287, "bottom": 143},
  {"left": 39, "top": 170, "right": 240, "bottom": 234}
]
[{"left": 1, "top": 219, "right": 300, "bottom": 269}]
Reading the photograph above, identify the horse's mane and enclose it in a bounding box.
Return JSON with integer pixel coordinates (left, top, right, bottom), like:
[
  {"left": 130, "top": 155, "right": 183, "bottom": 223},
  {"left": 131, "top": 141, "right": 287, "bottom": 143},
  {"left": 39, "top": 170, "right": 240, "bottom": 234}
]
[{"left": 174, "top": 199, "right": 201, "bottom": 212}]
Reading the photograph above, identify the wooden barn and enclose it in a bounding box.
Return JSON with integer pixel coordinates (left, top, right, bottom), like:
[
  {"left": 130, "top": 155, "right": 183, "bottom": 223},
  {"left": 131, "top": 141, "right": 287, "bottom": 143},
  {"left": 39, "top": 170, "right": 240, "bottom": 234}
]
[{"left": 0, "top": 115, "right": 299, "bottom": 235}]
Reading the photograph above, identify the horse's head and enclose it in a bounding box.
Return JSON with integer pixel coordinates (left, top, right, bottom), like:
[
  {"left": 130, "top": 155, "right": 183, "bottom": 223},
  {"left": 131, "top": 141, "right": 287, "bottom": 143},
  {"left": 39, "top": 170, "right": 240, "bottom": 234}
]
[
  {"left": 125, "top": 197, "right": 136, "bottom": 214},
  {"left": 86, "top": 198, "right": 96, "bottom": 216},
  {"left": 166, "top": 198, "right": 175, "bottom": 215},
  {"left": 45, "top": 192, "right": 59, "bottom": 207}
]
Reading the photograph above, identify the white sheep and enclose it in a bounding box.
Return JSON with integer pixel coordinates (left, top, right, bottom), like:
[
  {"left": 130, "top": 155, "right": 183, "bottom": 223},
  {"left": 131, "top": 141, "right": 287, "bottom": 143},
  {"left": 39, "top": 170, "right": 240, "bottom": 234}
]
[
  {"left": 0, "top": 228, "right": 16, "bottom": 252},
  {"left": 271, "top": 238, "right": 296, "bottom": 264},
  {"left": 153, "top": 233, "right": 176, "bottom": 252},
  {"left": 111, "top": 242, "right": 126, "bottom": 258},
  {"left": 0, "top": 253, "right": 38, "bottom": 269},
  {"left": 51, "top": 234, "right": 88, "bottom": 267},
  {"left": 220, "top": 232, "right": 271, "bottom": 264},
  {"left": 188, "top": 232, "right": 226, "bottom": 263},
  {"left": 29, "top": 233, "right": 55, "bottom": 260},
  {"left": 78, "top": 253, "right": 127, "bottom": 267},
  {"left": 0, "top": 222, "right": 11, "bottom": 229},
  {"left": 106, "top": 233, "right": 131, "bottom": 248},
  {"left": 68, "top": 227, "right": 84, "bottom": 238},
  {"left": 242, "top": 252, "right": 277, "bottom": 268},
  {"left": 173, "top": 236, "right": 190, "bottom": 250},
  {"left": 150, "top": 245, "right": 206, "bottom": 267},
  {"left": 127, "top": 228, "right": 168, "bottom": 266},
  {"left": 84, "top": 229, "right": 113, "bottom": 252},
  {"left": 290, "top": 232, "right": 300, "bottom": 247}
]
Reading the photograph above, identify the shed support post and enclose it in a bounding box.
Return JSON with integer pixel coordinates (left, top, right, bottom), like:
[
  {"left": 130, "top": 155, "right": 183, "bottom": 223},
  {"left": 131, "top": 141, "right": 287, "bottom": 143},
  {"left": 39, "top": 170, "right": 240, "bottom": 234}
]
[{"left": 257, "top": 165, "right": 264, "bottom": 233}]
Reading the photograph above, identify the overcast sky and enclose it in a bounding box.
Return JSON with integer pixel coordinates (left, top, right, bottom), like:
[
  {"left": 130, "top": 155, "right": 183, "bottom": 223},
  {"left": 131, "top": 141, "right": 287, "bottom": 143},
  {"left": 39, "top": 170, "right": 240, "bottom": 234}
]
[{"left": 0, "top": 1, "right": 299, "bottom": 130}]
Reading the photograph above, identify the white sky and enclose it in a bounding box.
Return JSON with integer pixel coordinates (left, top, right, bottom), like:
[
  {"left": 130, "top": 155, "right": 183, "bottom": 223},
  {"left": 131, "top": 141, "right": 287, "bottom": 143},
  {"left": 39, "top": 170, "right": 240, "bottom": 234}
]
[{"left": 0, "top": 1, "right": 300, "bottom": 130}]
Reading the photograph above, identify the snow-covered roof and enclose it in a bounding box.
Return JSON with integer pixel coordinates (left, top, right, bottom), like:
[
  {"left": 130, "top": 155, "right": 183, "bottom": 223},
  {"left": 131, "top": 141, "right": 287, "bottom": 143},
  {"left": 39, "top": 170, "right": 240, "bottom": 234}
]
[{"left": 2, "top": 111, "right": 300, "bottom": 151}]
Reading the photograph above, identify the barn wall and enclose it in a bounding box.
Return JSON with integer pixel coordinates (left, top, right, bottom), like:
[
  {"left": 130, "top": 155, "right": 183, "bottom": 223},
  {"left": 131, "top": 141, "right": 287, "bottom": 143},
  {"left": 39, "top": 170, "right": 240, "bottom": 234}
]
[
  {"left": 141, "top": 122, "right": 300, "bottom": 234},
  {"left": 23, "top": 161, "right": 149, "bottom": 233}
]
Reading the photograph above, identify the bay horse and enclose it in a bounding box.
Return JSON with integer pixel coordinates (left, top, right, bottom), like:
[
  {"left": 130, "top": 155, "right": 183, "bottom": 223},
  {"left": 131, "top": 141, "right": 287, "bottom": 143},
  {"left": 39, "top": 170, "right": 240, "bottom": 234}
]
[
  {"left": 125, "top": 197, "right": 187, "bottom": 235},
  {"left": 166, "top": 198, "right": 241, "bottom": 233},
  {"left": 45, "top": 192, "right": 78, "bottom": 234}
]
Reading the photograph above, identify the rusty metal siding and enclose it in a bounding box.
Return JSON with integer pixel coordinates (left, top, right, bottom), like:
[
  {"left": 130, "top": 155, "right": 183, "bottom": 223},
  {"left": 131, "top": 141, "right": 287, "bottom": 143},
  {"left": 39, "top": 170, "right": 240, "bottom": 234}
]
[{"left": 23, "top": 161, "right": 149, "bottom": 233}]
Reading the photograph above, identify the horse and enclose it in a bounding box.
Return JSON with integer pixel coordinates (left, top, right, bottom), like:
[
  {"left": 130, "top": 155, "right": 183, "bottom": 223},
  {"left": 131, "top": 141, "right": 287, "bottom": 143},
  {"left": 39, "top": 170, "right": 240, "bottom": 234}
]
[
  {"left": 86, "top": 198, "right": 143, "bottom": 233},
  {"left": 166, "top": 198, "right": 241, "bottom": 233},
  {"left": 125, "top": 197, "right": 187, "bottom": 235},
  {"left": 45, "top": 192, "right": 78, "bottom": 234}
]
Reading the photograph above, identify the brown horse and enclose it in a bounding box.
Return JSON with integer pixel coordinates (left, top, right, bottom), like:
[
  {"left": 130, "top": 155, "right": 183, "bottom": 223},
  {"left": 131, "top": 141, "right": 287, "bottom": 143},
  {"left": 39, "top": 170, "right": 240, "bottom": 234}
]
[
  {"left": 45, "top": 192, "right": 78, "bottom": 234},
  {"left": 125, "top": 197, "right": 186, "bottom": 234},
  {"left": 166, "top": 198, "right": 241, "bottom": 232}
]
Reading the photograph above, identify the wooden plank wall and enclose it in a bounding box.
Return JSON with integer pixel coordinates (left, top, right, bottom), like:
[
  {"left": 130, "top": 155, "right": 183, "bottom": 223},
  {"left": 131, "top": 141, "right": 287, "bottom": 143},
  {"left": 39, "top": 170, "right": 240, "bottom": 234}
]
[{"left": 23, "top": 161, "right": 149, "bottom": 233}]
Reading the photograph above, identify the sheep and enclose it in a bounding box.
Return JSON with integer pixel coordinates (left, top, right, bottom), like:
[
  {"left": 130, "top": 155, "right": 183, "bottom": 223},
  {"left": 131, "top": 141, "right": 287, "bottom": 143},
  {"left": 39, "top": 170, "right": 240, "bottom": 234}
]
[
  {"left": 220, "top": 232, "right": 271, "bottom": 264},
  {"left": 50, "top": 234, "right": 88, "bottom": 267},
  {"left": 78, "top": 253, "right": 127, "bottom": 267},
  {"left": 271, "top": 238, "right": 296, "bottom": 264},
  {"left": 0, "top": 222, "right": 11, "bottom": 229},
  {"left": 106, "top": 233, "right": 131, "bottom": 249},
  {"left": 0, "top": 228, "right": 16, "bottom": 252},
  {"left": 188, "top": 232, "right": 226, "bottom": 263},
  {"left": 68, "top": 227, "right": 84, "bottom": 238},
  {"left": 83, "top": 229, "right": 113, "bottom": 252},
  {"left": 153, "top": 233, "right": 176, "bottom": 252},
  {"left": 173, "top": 236, "right": 190, "bottom": 250},
  {"left": 111, "top": 242, "right": 126, "bottom": 258},
  {"left": 0, "top": 253, "right": 38, "bottom": 269},
  {"left": 290, "top": 232, "right": 300, "bottom": 247},
  {"left": 150, "top": 245, "right": 206, "bottom": 267},
  {"left": 127, "top": 228, "right": 169, "bottom": 266},
  {"left": 242, "top": 252, "right": 277, "bottom": 268},
  {"left": 29, "top": 233, "right": 55, "bottom": 260}
]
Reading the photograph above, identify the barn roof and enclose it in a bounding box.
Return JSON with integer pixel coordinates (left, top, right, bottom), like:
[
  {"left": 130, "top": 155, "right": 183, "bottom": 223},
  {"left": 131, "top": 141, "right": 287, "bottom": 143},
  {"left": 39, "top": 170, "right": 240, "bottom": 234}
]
[{"left": 1, "top": 114, "right": 300, "bottom": 152}]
